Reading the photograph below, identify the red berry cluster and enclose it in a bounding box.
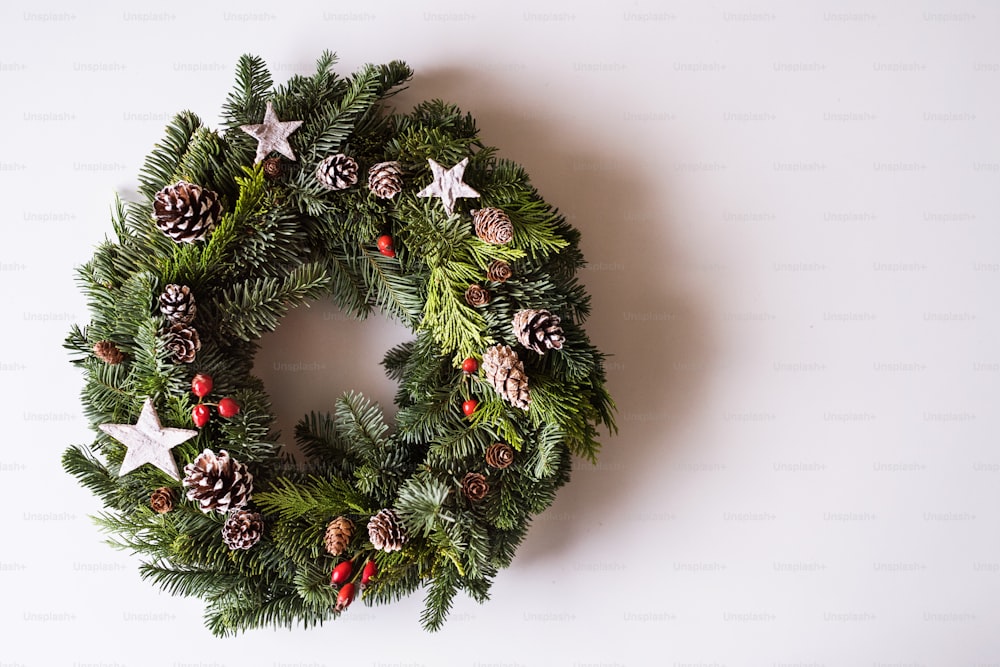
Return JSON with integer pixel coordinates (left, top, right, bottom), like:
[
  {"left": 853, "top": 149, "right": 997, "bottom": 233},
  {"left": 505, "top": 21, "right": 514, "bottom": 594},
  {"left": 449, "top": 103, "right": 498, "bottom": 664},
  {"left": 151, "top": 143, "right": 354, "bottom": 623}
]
[
  {"left": 190, "top": 373, "right": 240, "bottom": 427},
  {"left": 460, "top": 357, "right": 479, "bottom": 418},
  {"left": 329, "top": 558, "right": 378, "bottom": 612}
]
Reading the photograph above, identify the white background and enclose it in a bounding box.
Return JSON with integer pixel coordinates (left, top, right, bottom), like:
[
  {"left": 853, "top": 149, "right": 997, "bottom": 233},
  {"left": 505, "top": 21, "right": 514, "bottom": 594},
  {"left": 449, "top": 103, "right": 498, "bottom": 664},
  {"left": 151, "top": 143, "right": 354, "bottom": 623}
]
[{"left": 1, "top": 1, "right": 998, "bottom": 665}]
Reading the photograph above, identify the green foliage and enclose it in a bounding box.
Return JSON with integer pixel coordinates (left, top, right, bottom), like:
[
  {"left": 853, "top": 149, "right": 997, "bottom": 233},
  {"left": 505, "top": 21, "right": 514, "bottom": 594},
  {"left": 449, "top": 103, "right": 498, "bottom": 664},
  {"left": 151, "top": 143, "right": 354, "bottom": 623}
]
[{"left": 64, "top": 51, "right": 614, "bottom": 637}]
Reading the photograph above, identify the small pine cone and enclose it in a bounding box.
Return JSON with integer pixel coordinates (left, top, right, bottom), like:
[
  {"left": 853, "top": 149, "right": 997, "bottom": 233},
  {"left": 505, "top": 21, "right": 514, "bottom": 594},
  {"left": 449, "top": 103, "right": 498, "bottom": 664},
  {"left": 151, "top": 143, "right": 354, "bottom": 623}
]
[
  {"left": 182, "top": 449, "right": 254, "bottom": 513},
  {"left": 93, "top": 340, "right": 125, "bottom": 365},
  {"left": 513, "top": 309, "right": 565, "bottom": 354},
  {"left": 485, "top": 442, "right": 514, "bottom": 469},
  {"left": 163, "top": 323, "right": 201, "bottom": 364},
  {"left": 461, "top": 472, "right": 489, "bottom": 502},
  {"left": 481, "top": 344, "right": 530, "bottom": 410},
  {"left": 149, "top": 487, "right": 175, "bottom": 514},
  {"left": 486, "top": 260, "right": 512, "bottom": 283},
  {"left": 262, "top": 156, "right": 284, "bottom": 180},
  {"left": 316, "top": 154, "right": 359, "bottom": 190},
  {"left": 158, "top": 284, "right": 197, "bottom": 324},
  {"left": 473, "top": 208, "right": 514, "bottom": 245},
  {"left": 222, "top": 509, "right": 264, "bottom": 550},
  {"left": 324, "top": 516, "right": 355, "bottom": 556},
  {"left": 153, "top": 181, "right": 221, "bottom": 244},
  {"left": 464, "top": 284, "right": 491, "bottom": 308},
  {"left": 367, "top": 509, "right": 408, "bottom": 552},
  {"left": 368, "top": 161, "right": 404, "bottom": 199}
]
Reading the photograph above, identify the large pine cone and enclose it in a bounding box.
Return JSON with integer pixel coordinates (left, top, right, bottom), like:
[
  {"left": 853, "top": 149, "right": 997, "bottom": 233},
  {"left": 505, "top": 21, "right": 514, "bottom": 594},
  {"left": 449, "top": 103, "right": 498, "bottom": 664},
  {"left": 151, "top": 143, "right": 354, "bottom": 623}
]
[
  {"left": 158, "top": 284, "right": 196, "bottom": 324},
  {"left": 368, "top": 161, "right": 404, "bottom": 199},
  {"left": 367, "top": 509, "right": 408, "bottom": 552},
  {"left": 162, "top": 323, "right": 201, "bottom": 364},
  {"left": 153, "top": 181, "right": 220, "bottom": 244},
  {"left": 182, "top": 449, "right": 253, "bottom": 513},
  {"left": 473, "top": 208, "right": 514, "bottom": 245},
  {"left": 324, "top": 516, "right": 355, "bottom": 556},
  {"left": 222, "top": 509, "right": 264, "bottom": 550},
  {"left": 316, "top": 154, "right": 359, "bottom": 190},
  {"left": 513, "top": 309, "right": 565, "bottom": 354},
  {"left": 482, "top": 344, "right": 530, "bottom": 410}
]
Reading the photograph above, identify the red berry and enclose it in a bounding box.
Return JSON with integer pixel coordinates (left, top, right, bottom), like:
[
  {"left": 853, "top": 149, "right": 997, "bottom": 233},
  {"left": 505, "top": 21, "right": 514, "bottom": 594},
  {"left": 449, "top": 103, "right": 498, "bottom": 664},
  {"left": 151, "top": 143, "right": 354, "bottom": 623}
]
[
  {"left": 217, "top": 397, "right": 240, "bottom": 418},
  {"left": 379, "top": 247, "right": 396, "bottom": 258},
  {"left": 335, "top": 582, "right": 356, "bottom": 611},
  {"left": 461, "top": 357, "right": 478, "bottom": 374},
  {"left": 191, "top": 373, "right": 213, "bottom": 398},
  {"left": 361, "top": 560, "right": 377, "bottom": 587},
  {"left": 330, "top": 560, "right": 354, "bottom": 585},
  {"left": 462, "top": 399, "right": 479, "bottom": 417},
  {"left": 377, "top": 234, "right": 394, "bottom": 252},
  {"left": 192, "top": 404, "right": 211, "bottom": 428}
]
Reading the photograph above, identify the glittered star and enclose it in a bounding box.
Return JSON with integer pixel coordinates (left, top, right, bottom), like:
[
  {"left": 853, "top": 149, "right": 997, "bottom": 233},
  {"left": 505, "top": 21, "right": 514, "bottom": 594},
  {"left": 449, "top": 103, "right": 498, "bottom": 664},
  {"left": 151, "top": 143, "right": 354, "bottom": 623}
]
[
  {"left": 240, "top": 101, "right": 304, "bottom": 164},
  {"left": 99, "top": 398, "right": 197, "bottom": 480},
  {"left": 416, "top": 157, "right": 480, "bottom": 215}
]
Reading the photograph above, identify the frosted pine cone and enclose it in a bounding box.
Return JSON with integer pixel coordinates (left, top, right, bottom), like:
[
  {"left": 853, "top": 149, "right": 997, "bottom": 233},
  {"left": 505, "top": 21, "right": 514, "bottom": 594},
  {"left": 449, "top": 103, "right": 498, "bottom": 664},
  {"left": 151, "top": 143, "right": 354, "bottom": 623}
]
[
  {"left": 513, "top": 309, "right": 565, "bottom": 354},
  {"left": 481, "top": 344, "right": 530, "bottom": 410},
  {"left": 473, "top": 208, "right": 514, "bottom": 245},
  {"left": 153, "top": 181, "right": 220, "bottom": 244},
  {"left": 158, "top": 284, "right": 196, "bottom": 324},
  {"left": 368, "top": 161, "right": 404, "bottom": 199},
  {"left": 367, "top": 509, "right": 408, "bottom": 552},
  {"left": 162, "top": 323, "right": 201, "bottom": 364},
  {"left": 222, "top": 509, "right": 264, "bottom": 550},
  {"left": 316, "top": 154, "right": 359, "bottom": 190},
  {"left": 182, "top": 449, "right": 253, "bottom": 513}
]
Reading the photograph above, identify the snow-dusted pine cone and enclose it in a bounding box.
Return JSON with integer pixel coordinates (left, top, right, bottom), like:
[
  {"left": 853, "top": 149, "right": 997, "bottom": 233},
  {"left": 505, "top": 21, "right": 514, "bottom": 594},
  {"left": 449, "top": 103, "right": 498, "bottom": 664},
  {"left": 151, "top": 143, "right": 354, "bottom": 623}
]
[
  {"left": 367, "top": 509, "right": 408, "bottom": 552},
  {"left": 473, "top": 208, "right": 514, "bottom": 245},
  {"left": 481, "top": 344, "right": 530, "bottom": 410},
  {"left": 152, "top": 181, "right": 220, "bottom": 244},
  {"left": 316, "top": 154, "right": 359, "bottom": 190},
  {"left": 222, "top": 509, "right": 264, "bottom": 550},
  {"left": 162, "top": 323, "right": 200, "bottom": 364},
  {"left": 513, "top": 309, "right": 565, "bottom": 354},
  {"left": 368, "top": 161, "right": 404, "bottom": 199},
  {"left": 182, "top": 449, "right": 253, "bottom": 513},
  {"left": 158, "top": 284, "right": 196, "bottom": 324}
]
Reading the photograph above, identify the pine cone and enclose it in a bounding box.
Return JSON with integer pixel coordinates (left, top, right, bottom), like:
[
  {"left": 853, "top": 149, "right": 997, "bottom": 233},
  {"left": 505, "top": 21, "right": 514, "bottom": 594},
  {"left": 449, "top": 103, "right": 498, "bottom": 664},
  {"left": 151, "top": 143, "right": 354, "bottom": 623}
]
[
  {"left": 485, "top": 442, "right": 514, "bottom": 469},
  {"left": 367, "top": 509, "right": 408, "bottom": 552},
  {"left": 262, "top": 156, "right": 283, "bottom": 180},
  {"left": 222, "top": 509, "right": 264, "bottom": 550},
  {"left": 149, "top": 487, "right": 175, "bottom": 514},
  {"left": 473, "top": 208, "right": 514, "bottom": 245},
  {"left": 465, "top": 284, "right": 491, "bottom": 308},
  {"left": 461, "top": 472, "right": 489, "bottom": 502},
  {"left": 368, "top": 161, "right": 404, "bottom": 199},
  {"left": 513, "top": 309, "right": 565, "bottom": 354},
  {"left": 182, "top": 449, "right": 253, "bottom": 513},
  {"left": 316, "top": 154, "right": 359, "bottom": 190},
  {"left": 158, "top": 284, "right": 196, "bottom": 324},
  {"left": 152, "top": 181, "right": 220, "bottom": 244},
  {"left": 93, "top": 340, "right": 125, "bottom": 365},
  {"left": 163, "top": 323, "right": 201, "bottom": 364},
  {"left": 324, "top": 516, "right": 355, "bottom": 556},
  {"left": 486, "top": 259, "right": 512, "bottom": 283},
  {"left": 482, "top": 344, "right": 530, "bottom": 410}
]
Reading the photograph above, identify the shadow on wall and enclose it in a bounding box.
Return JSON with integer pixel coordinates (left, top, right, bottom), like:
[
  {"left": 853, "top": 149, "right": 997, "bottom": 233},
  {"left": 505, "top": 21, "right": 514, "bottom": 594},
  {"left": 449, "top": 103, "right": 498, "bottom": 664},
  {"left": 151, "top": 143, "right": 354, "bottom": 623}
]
[{"left": 393, "top": 66, "right": 718, "bottom": 564}]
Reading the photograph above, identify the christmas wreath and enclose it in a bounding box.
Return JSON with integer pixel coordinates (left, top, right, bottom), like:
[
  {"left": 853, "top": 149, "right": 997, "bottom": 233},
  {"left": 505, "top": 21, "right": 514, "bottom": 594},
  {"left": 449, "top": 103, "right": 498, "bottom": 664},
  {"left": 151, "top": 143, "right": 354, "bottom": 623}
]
[{"left": 64, "top": 52, "right": 615, "bottom": 635}]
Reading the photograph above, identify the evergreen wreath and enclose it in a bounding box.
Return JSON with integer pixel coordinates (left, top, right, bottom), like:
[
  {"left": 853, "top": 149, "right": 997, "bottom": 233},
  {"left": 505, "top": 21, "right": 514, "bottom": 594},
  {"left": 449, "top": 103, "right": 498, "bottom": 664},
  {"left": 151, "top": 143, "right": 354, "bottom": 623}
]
[{"left": 64, "top": 51, "right": 616, "bottom": 636}]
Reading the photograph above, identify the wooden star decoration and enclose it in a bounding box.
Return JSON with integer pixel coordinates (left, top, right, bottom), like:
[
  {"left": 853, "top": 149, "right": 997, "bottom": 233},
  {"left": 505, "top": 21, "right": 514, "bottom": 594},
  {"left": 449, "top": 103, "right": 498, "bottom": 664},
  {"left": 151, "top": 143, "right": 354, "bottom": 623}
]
[
  {"left": 240, "top": 101, "right": 304, "bottom": 164},
  {"left": 99, "top": 398, "right": 198, "bottom": 480},
  {"left": 416, "top": 157, "right": 480, "bottom": 215}
]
